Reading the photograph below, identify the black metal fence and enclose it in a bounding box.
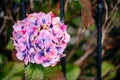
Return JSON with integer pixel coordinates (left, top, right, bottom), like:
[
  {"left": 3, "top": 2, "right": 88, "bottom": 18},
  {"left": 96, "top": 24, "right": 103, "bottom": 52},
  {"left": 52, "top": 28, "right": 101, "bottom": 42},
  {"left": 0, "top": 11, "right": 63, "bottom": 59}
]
[{"left": 21, "top": 0, "right": 103, "bottom": 80}]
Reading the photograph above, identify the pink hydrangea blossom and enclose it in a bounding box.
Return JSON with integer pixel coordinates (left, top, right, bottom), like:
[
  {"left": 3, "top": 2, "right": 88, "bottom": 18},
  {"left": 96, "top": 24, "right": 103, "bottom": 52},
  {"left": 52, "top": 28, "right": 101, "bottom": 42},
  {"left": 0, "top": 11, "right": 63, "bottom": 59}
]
[{"left": 12, "top": 12, "right": 70, "bottom": 67}]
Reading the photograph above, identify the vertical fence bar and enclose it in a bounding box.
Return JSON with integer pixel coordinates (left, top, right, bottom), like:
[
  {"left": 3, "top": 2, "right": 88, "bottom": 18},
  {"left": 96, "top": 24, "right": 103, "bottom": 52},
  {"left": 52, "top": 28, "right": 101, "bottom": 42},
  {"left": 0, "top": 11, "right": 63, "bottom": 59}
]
[
  {"left": 21, "top": 0, "right": 26, "bottom": 19},
  {"left": 97, "top": 0, "right": 102, "bottom": 80},
  {"left": 60, "top": 0, "right": 64, "bottom": 23},
  {"left": 60, "top": 0, "right": 66, "bottom": 79},
  {"left": 20, "top": 0, "right": 26, "bottom": 79}
]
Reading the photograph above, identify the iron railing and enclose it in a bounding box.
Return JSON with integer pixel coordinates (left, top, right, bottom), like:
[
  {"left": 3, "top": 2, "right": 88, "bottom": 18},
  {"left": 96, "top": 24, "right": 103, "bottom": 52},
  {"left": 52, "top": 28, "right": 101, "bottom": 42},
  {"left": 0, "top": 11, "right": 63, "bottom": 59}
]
[
  {"left": 60, "top": 0, "right": 66, "bottom": 80},
  {"left": 97, "top": 0, "right": 102, "bottom": 80},
  {"left": 21, "top": 0, "right": 103, "bottom": 80}
]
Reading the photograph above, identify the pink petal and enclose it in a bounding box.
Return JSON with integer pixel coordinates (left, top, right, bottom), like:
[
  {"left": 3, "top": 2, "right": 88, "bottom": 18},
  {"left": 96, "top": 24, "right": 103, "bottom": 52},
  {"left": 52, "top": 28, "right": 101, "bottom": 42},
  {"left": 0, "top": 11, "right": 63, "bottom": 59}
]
[
  {"left": 24, "top": 56, "right": 30, "bottom": 65},
  {"left": 60, "top": 23, "right": 67, "bottom": 32},
  {"left": 42, "top": 62, "right": 50, "bottom": 67},
  {"left": 16, "top": 52, "right": 24, "bottom": 60},
  {"left": 34, "top": 54, "right": 43, "bottom": 64},
  {"left": 64, "top": 32, "right": 70, "bottom": 43}
]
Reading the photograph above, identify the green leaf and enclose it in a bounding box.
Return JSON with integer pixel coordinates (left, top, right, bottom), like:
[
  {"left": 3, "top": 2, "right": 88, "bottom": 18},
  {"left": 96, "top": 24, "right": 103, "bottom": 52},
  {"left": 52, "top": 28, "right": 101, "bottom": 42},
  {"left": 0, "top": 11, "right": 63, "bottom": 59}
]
[
  {"left": 102, "top": 61, "right": 117, "bottom": 80},
  {"left": 6, "top": 40, "right": 14, "bottom": 51},
  {"left": 0, "top": 62, "right": 24, "bottom": 80},
  {"left": 66, "top": 64, "right": 80, "bottom": 80},
  {"left": 44, "top": 66, "right": 64, "bottom": 80},
  {"left": 0, "top": 54, "right": 7, "bottom": 64},
  {"left": 25, "top": 63, "right": 44, "bottom": 80}
]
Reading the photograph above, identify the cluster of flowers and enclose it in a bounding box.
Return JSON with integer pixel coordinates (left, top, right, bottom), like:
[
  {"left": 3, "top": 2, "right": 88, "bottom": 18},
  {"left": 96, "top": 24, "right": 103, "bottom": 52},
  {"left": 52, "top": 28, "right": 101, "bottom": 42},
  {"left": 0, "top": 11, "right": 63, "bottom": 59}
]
[{"left": 12, "top": 12, "right": 70, "bottom": 67}]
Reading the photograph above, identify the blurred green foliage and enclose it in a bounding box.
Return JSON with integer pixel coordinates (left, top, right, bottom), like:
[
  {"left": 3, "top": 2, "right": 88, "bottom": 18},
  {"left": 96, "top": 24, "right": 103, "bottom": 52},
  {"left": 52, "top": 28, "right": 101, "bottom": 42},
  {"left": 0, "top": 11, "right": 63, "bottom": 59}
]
[
  {"left": 0, "top": 62, "right": 24, "bottom": 80},
  {"left": 25, "top": 63, "right": 44, "bottom": 80},
  {"left": 102, "top": 61, "right": 117, "bottom": 80},
  {"left": 66, "top": 64, "right": 80, "bottom": 80}
]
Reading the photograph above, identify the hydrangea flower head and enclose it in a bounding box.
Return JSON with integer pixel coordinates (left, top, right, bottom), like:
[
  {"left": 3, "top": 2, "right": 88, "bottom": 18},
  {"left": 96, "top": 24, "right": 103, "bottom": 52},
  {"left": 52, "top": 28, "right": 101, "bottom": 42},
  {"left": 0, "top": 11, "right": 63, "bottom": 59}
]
[{"left": 12, "top": 12, "right": 70, "bottom": 67}]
